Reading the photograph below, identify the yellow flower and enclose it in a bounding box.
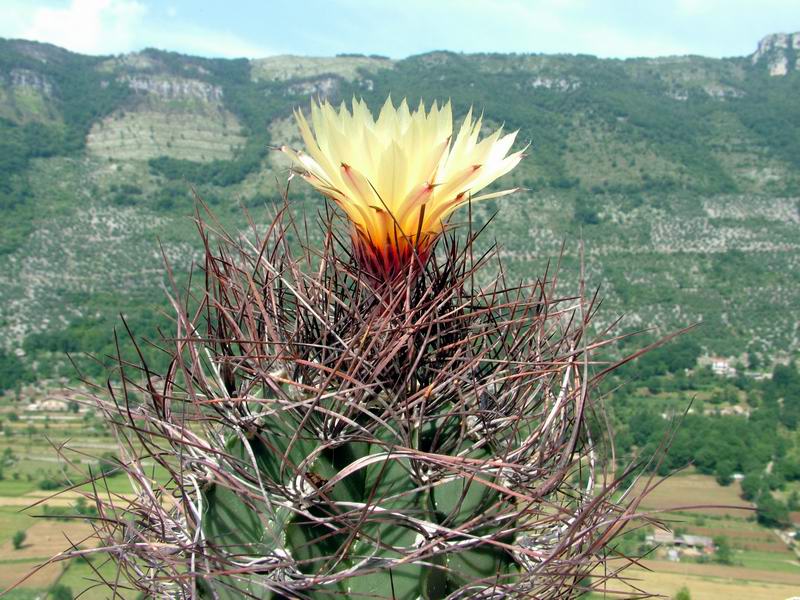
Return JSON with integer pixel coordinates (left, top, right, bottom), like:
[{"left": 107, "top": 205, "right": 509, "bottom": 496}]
[{"left": 281, "top": 96, "right": 524, "bottom": 278}]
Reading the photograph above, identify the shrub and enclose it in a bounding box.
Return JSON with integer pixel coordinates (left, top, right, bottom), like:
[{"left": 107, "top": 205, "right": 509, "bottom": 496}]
[
  {"left": 713, "top": 535, "right": 733, "bottom": 564},
  {"left": 12, "top": 530, "right": 26, "bottom": 550},
  {"left": 38, "top": 476, "right": 68, "bottom": 491},
  {"left": 674, "top": 586, "right": 691, "bottom": 600},
  {"left": 50, "top": 584, "right": 73, "bottom": 600}
]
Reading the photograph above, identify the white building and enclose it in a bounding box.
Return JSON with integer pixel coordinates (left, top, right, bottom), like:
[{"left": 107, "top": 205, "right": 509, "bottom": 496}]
[{"left": 710, "top": 357, "right": 737, "bottom": 377}]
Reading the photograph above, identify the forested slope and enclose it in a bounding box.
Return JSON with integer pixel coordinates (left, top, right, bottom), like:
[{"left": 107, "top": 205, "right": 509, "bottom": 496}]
[{"left": 0, "top": 33, "right": 799, "bottom": 387}]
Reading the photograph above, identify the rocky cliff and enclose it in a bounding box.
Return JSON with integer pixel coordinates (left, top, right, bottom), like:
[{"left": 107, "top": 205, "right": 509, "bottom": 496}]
[{"left": 750, "top": 32, "right": 800, "bottom": 76}]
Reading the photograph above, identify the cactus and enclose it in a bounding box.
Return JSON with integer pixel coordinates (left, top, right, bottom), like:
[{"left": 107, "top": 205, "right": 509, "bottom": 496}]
[
  {"left": 68, "top": 98, "right": 652, "bottom": 598},
  {"left": 69, "top": 206, "right": 648, "bottom": 599}
]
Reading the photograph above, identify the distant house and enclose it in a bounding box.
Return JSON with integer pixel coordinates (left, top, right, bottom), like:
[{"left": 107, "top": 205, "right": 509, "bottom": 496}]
[
  {"left": 646, "top": 530, "right": 714, "bottom": 557},
  {"left": 26, "top": 398, "right": 69, "bottom": 412},
  {"left": 678, "top": 534, "right": 714, "bottom": 552},
  {"left": 649, "top": 530, "right": 675, "bottom": 545},
  {"left": 710, "top": 357, "right": 736, "bottom": 377},
  {"left": 748, "top": 371, "right": 772, "bottom": 381},
  {"left": 719, "top": 405, "right": 750, "bottom": 417}
]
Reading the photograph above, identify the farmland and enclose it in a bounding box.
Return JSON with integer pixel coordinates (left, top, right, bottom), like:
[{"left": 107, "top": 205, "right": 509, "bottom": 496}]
[
  {"left": 0, "top": 390, "right": 140, "bottom": 599},
  {"left": 606, "top": 566, "right": 800, "bottom": 600},
  {"left": 631, "top": 473, "right": 752, "bottom": 517},
  {"left": 1, "top": 387, "right": 800, "bottom": 599},
  {"left": 600, "top": 472, "right": 800, "bottom": 599}
]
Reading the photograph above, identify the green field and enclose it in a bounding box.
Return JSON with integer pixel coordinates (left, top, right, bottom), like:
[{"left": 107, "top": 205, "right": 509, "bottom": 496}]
[
  {"left": 0, "top": 399, "right": 144, "bottom": 598},
  {"left": 1, "top": 391, "right": 798, "bottom": 599}
]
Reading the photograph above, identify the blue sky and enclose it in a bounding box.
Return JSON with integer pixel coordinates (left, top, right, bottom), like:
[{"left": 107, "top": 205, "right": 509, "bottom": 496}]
[{"left": 0, "top": 0, "right": 798, "bottom": 59}]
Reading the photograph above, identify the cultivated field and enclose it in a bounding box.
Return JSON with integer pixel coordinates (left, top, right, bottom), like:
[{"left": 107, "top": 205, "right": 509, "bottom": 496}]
[
  {"left": 609, "top": 565, "right": 800, "bottom": 600},
  {"left": 613, "top": 472, "right": 800, "bottom": 599},
  {"left": 1, "top": 402, "right": 799, "bottom": 598},
  {"left": 631, "top": 472, "right": 753, "bottom": 517},
  {"left": 0, "top": 397, "right": 140, "bottom": 598}
]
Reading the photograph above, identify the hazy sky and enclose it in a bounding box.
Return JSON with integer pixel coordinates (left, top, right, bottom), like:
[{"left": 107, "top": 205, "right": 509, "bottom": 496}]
[{"left": 0, "top": 0, "right": 798, "bottom": 60}]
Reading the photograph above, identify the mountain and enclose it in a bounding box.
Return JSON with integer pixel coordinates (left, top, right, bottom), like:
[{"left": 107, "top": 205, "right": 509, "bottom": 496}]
[{"left": 0, "top": 34, "right": 799, "bottom": 388}]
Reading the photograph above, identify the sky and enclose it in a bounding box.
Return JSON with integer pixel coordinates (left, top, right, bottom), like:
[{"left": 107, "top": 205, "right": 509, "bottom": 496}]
[{"left": 0, "top": 0, "right": 798, "bottom": 60}]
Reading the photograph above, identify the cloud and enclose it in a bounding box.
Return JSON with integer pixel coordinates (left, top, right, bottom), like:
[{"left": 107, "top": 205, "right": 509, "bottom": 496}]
[
  {"left": 0, "top": 0, "right": 276, "bottom": 58},
  {"left": 20, "top": 0, "right": 147, "bottom": 55}
]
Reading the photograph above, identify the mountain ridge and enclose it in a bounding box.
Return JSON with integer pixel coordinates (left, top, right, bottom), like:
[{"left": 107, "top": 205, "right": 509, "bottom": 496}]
[
  {"left": 3, "top": 31, "right": 799, "bottom": 62},
  {"left": 0, "top": 33, "right": 798, "bottom": 388}
]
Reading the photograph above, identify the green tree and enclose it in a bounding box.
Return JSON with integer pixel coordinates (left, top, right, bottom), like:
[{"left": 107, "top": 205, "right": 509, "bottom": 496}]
[
  {"left": 75, "top": 496, "right": 88, "bottom": 515},
  {"left": 756, "top": 494, "right": 790, "bottom": 528},
  {"left": 0, "top": 349, "right": 31, "bottom": 393},
  {"left": 674, "top": 586, "right": 691, "bottom": 600},
  {"left": 12, "top": 530, "right": 26, "bottom": 550},
  {"left": 50, "top": 584, "right": 74, "bottom": 600},
  {"left": 715, "top": 460, "right": 734, "bottom": 486},
  {"left": 713, "top": 536, "right": 733, "bottom": 564},
  {"left": 97, "top": 452, "right": 121, "bottom": 478},
  {"left": 573, "top": 195, "right": 600, "bottom": 225},
  {"left": 740, "top": 473, "right": 765, "bottom": 501}
]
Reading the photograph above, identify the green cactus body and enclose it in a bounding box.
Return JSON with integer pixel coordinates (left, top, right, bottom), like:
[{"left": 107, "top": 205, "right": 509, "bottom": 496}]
[{"left": 198, "top": 403, "right": 520, "bottom": 599}]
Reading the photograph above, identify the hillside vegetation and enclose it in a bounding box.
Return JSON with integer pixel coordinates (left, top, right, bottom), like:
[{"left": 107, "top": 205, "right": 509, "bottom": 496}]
[{"left": 0, "top": 34, "right": 799, "bottom": 389}]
